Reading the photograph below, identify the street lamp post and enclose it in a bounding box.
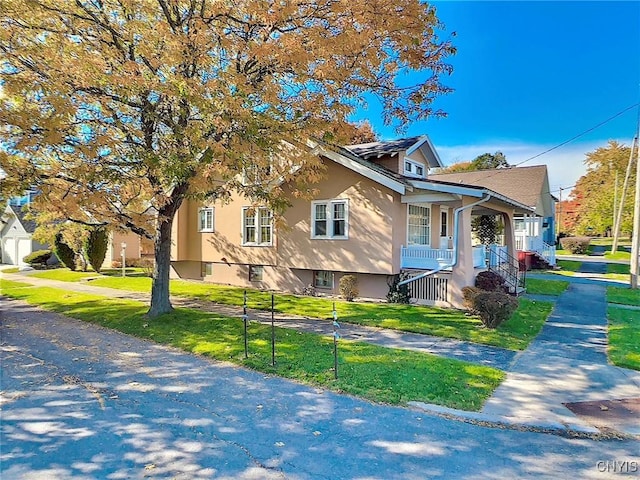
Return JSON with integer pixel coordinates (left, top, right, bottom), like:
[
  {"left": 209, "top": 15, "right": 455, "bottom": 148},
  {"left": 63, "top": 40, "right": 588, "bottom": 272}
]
[{"left": 121, "top": 242, "right": 127, "bottom": 277}]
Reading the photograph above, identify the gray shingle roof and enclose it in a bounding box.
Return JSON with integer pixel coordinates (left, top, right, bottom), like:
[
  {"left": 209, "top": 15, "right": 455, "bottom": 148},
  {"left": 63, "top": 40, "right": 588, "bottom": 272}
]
[
  {"left": 430, "top": 165, "right": 549, "bottom": 208},
  {"left": 11, "top": 205, "right": 37, "bottom": 233},
  {"left": 345, "top": 137, "right": 423, "bottom": 160}
]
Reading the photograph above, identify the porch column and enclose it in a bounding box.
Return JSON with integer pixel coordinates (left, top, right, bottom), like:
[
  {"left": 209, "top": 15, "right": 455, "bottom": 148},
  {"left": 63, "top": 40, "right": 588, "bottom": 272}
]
[
  {"left": 450, "top": 201, "right": 475, "bottom": 308},
  {"left": 431, "top": 204, "right": 441, "bottom": 248},
  {"left": 502, "top": 211, "right": 516, "bottom": 257}
]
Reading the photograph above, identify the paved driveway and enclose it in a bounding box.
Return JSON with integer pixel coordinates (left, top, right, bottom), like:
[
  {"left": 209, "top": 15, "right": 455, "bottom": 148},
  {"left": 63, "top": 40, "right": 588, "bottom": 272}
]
[{"left": 2, "top": 300, "right": 639, "bottom": 479}]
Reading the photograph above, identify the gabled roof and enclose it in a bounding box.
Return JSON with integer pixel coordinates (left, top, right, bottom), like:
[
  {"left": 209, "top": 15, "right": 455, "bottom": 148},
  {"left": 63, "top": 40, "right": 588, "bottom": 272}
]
[
  {"left": 7, "top": 205, "right": 37, "bottom": 233},
  {"left": 430, "top": 165, "right": 551, "bottom": 209},
  {"left": 308, "top": 139, "right": 413, "bottom": 194},
  {"left": 345, "top": 136, "right": 423, "bottom": 159},
  {"left": 345, "top": 136, "right": 444, "bottom": 169}
]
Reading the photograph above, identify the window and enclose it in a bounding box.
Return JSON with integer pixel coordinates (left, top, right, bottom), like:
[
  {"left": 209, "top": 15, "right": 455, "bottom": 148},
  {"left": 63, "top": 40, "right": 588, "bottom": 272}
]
[
  {"left": 440, "top": 210, "right": 448, "bottom": 237},
  {"left": 198, "top": 207, "right": 215, "bottom": 232},
  {"left": 249, "top": 265, "right": 264, "bottom": 282},
  {"left": 404, "top": 158, "right": 426, "bottom": 179},
  {"left": 312, "top": 200, "right": 348, "bottom": 239},
  {"left": 314, "top": 270, "right": 333, "bottom": 289},
  {"left": 408, "top": 204, "right": 430, "bottom": 245},
  {"left": 242, "top": 207, "right": 272, "bottom": 245},
  {"left": 201, "top": 262, "right": 213, "bottom": 277}
]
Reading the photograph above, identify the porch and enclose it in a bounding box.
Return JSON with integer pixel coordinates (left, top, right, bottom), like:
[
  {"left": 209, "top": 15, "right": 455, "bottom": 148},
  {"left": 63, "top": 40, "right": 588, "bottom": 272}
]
[{"left": 400, "top": 244, "right": 507, "bottom": 271}]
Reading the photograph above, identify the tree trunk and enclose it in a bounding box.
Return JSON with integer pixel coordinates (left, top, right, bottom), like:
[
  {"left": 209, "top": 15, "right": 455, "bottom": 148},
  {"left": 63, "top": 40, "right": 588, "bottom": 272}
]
[{"left": 147, "top": 211, "right": 176, "bottom": 318}]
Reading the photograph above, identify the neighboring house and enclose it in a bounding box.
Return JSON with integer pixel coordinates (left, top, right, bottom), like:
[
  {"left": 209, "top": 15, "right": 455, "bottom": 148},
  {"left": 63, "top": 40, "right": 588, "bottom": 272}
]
[
  {"left": 170, "top": 136, "right": 535, "bottom": 308},
  {"left": 0, "top": 202, "right": 48, "bottom": 266},
  {"left": 102, "top": 230, "right": 154, "bottom": 269},
  {"left": 431, "top": 165, "right": 557, "bottom": 267},
  {"left": 1, "top": 190, "right": 149, "bottom": 267}
]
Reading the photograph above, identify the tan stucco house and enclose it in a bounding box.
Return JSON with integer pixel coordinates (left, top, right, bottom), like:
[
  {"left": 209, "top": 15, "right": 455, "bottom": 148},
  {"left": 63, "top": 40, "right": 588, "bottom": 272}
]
[{"left": 169, "top": 136, "right": 537, "bottom": 308}]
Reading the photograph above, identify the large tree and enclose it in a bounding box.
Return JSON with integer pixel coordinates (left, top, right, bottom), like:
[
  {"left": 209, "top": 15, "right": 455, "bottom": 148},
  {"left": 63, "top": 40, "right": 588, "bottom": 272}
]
[
  {"left": 570, "top": 141, "right": 635, "bottom": 236},
  {"left": 1, "top": 0, "right": 455, "bottom": 316}
]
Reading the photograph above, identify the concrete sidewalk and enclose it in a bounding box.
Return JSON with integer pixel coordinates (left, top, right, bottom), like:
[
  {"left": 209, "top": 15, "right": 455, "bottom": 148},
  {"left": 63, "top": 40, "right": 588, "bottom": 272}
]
[{"left": 0, "top": 271, "right": 517, "bottom": 371}]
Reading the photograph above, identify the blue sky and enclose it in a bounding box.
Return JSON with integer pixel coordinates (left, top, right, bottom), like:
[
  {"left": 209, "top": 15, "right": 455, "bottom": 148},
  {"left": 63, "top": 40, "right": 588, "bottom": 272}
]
[{"left": 354, "top": 1, "right": 640, "bottom": 197}]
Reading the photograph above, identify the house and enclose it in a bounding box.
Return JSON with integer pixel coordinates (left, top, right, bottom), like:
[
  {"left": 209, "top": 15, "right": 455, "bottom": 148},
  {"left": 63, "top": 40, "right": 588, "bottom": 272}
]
[
  {"left": 169, "top": 136, "right": 536, "bottom": 308},
  {"left": 0, "top": 200, "right": 49, "bottom": 266},
  {"left": 431, "top": 165, "right": 557, "bottom": 267},
  {"left": 0, "top": 190, "right": 149, "bottom": 268}
]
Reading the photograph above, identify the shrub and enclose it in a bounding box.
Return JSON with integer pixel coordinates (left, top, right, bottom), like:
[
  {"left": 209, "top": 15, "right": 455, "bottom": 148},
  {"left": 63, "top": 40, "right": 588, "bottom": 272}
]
[
  {"left": 84, "top": 227, "right": 109, "bottom": 273},
  {"left": 472, "top": 291, "right": 518, "bottom": 329},
  {"left": 23, "top": 249, "right": 52, "bottom": 267},
  {"left": 559, "top": 236, "right": 590, "bottom": 254},
  {"left": 461, "top": 286, "right": 482, "bottom": 311},
  {"left": 54, "top": 232, "right": 77, "bottom": 270},
  {"left": 387, "top": 272, "right": 411, "bottom": 304},
  {"left": 339, "top": 275, "right": 359, "bottom": 302},
  {"left": 133, "top": 257, "right": 154, "bottom": 277},
  {"left": 111, "top": 260, "right": 122, "bottom": 269},
  {"left": 301, "top": 284, "right": 317, "bottom": 297},
  {"left": 475, "top": 270, "right": 507, "bottom": 292}
]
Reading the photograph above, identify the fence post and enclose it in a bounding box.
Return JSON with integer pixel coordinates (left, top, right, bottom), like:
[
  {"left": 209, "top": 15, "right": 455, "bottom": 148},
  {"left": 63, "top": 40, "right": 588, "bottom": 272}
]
[
  {"left": 243, "top": 290, "right": 248, "bottom": 359},
  {"left": 332, "top": 302, "right": 340, "bottom": 380},
  {"left": 271, "top": 294, "right": 275, "bottom": 367}
]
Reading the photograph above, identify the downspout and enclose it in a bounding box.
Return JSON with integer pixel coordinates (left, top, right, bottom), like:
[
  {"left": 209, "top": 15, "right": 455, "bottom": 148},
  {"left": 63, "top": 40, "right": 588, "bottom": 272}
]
[{"left": 398, "top": 194, "right": 491, "bottom": 286}]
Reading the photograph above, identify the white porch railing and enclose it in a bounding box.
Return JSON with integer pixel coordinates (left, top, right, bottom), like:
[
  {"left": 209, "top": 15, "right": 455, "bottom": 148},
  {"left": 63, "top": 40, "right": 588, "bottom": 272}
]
[
  {"left": 472, "top": 245, "right": 486, "bottom": 268},
  {"left": 514, "top": 232, "right": 556, "bottom": 266},
  {"left": 400, "top": 246, "right": 454, "bottom": 270}
]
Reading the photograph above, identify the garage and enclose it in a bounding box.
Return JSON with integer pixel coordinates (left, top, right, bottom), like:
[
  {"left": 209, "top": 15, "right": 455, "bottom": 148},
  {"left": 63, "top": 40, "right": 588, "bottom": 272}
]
[{"left": 2, "top": 236, "right": 32, "bottom": 266}]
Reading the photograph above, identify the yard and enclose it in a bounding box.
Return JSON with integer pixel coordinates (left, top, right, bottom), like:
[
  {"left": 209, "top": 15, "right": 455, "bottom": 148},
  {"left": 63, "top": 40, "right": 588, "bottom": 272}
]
[
  {"left": 28, "top": 269, "right": 552, "bottom": 351},
  {"left": 1, "top": 278, "right": 504, "bottom": 410}
]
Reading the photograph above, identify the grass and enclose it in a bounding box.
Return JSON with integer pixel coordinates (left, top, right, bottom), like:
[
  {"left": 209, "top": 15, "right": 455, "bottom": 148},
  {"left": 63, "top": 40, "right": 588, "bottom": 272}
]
[
  {"left": 525, "top": 278, "right": 569, "bottom": 296},
  {"left": 604, "top": 251, "right": 631, "bottom": 262},
  {"left": 607, "top": 286, "right": 640, "bottom": 307},
  {"left": 29, "top": 268, "right": 142, "bottom": 282},
  {"left": 0, "top": 279, "right": 504, "bottom": 410},
  {"left": 44, "top": 274, "right": 552, "bottom": 351},
  {"left": 1, "top": 267, "right": 20, "bottom": 274},
  {"left": 607, "top": 306, "right": 640, "bottom": 371}
]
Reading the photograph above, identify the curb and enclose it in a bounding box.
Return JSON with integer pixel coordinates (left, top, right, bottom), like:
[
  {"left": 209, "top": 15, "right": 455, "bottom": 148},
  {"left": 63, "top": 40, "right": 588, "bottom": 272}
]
[{"left": 407, "top": 401, "right": 640, "bottom": 439}]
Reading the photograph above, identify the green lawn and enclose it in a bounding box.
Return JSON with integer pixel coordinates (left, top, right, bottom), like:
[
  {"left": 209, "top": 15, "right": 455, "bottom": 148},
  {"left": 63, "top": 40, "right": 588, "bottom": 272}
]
[
  {"left": 604, "top": 251, "right": 631, "bottom": 262},
  {"left": 34, "top": 274, "right": 552, "bottom": 351},
  {"left": 29, "top": 268, "right": 142, "bottom": 281},
  {"left": 607, "top": 286, "right": 640, "bottom": 306},
  {"left": 0, "top": 279, "right": 504, "bottom": 410},
  {"left": 607, "top": 306, "right": 640, "bottom": 371},
  {"left": 525, "top": 278, "right": 569, "bottom": 296}
]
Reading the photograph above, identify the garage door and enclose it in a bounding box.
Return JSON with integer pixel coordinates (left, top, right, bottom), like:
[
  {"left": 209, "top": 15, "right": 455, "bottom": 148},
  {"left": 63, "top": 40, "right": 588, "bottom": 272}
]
[
  {"left": 2, "top": 238, "right": 16, "bottom": 264},
  {"left": 2, "top": 237, "right": 32, "bottom": 265}
]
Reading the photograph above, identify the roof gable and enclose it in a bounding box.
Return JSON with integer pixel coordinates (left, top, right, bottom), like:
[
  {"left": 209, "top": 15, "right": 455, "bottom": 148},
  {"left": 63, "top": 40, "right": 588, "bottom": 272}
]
[{"left": 345, "top": 135, "right": 443, "bottom": 169}]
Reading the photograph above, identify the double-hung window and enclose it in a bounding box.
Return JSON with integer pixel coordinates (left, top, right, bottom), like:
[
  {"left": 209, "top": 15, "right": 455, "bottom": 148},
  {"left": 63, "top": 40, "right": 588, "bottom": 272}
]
[
  {"left": 407, "top": 204, "right": 431, "bottom": 245},
  {"left": 312, "top": 200, "right": 348, "bottom": 239},
  {"left": 242, "top": 207, "right": 272, "bottom": 245},
  {"left": 198, "top": 207, "right": 215, "bottom": 232}
]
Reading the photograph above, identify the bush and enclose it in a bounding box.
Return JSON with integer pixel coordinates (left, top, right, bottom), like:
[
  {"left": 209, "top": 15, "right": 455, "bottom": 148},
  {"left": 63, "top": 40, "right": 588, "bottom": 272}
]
[
  {"left": 23, "top": 249, "right": 52, "bottom": 267},
  {"left": 559, "top": 236, "right": 590, "bottom": 254},
  {"left": 339, "top": 275, "right": 359, "bottom": 302},
  {"left": 472, "top": 291, "right": 519, "bottom": 329},
  {"left": 475, "top": 270, "right": 507, "bottom": 292},
  {"left": 387, "top": 272, "right": 411, "bottom": 304},
  {"left": 85, "top": 227, "right": 109, "bottom": 273},
  {"left": 301, "top": 284, "right": 317, "bottom": 297},
  {"left": 54, "top": 232, "right": 77, "bottom": 270},
  {"left": 461, "top": 286, "right": 482, "bottom": 311},
  {"left": 131, "top": 257, "right": 154, "bottom": 277}
]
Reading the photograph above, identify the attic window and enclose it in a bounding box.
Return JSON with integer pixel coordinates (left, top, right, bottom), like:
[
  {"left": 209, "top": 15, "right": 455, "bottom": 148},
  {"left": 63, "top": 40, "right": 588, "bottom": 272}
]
[{"left": 404, "top": 158, "right": 426, "bottom": 179}]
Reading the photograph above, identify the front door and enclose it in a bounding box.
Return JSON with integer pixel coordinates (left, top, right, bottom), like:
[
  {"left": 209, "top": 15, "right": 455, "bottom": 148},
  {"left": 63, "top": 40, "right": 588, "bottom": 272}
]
[{"left": 439, "top": 208, "right": 450, "bottom": 249}]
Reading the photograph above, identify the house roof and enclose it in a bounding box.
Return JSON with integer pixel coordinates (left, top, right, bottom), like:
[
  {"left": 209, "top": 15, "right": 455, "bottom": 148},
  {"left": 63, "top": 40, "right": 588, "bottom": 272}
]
[
  {"left": 408, "top": 178, "right": 536, "bottom": 214},
  {"left": 8, "top": 205, "right": 37, "bottom": 233},
  {"left": 345, "top": 136, "right": 423, "bottom": 159},
  {"left": 430, "top": 165, "right": 551, "bottom": 209}
]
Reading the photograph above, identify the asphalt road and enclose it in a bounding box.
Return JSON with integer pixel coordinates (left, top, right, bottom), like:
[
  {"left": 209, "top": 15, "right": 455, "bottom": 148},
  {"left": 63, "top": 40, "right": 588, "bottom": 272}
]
[{"left": 1, "top": 299, "right": 639, "bottom": 479}]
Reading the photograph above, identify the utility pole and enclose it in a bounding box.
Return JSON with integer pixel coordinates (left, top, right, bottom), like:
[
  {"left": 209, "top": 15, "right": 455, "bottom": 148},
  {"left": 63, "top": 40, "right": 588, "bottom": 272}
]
[
  {"left": 631, "top": 134, "right": 640, "bottom": 289},
  {"left": 557, "top": 187, "right": 563, "bottom": 239},
  {"left": 612, "top": 136, "right": 637, "bottom": 253}
]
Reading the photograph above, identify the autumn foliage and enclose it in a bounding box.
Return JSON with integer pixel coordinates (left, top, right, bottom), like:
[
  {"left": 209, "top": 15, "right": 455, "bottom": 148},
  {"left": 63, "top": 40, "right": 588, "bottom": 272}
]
[{"left": 0, "top": 1, "right": 455, "bottom": 315}]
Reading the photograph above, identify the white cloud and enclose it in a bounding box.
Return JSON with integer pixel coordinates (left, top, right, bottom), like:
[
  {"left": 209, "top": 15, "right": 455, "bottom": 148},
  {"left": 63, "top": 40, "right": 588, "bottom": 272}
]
[{"left": 435, "top": 139, "right": 629, "bottom": 199}]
